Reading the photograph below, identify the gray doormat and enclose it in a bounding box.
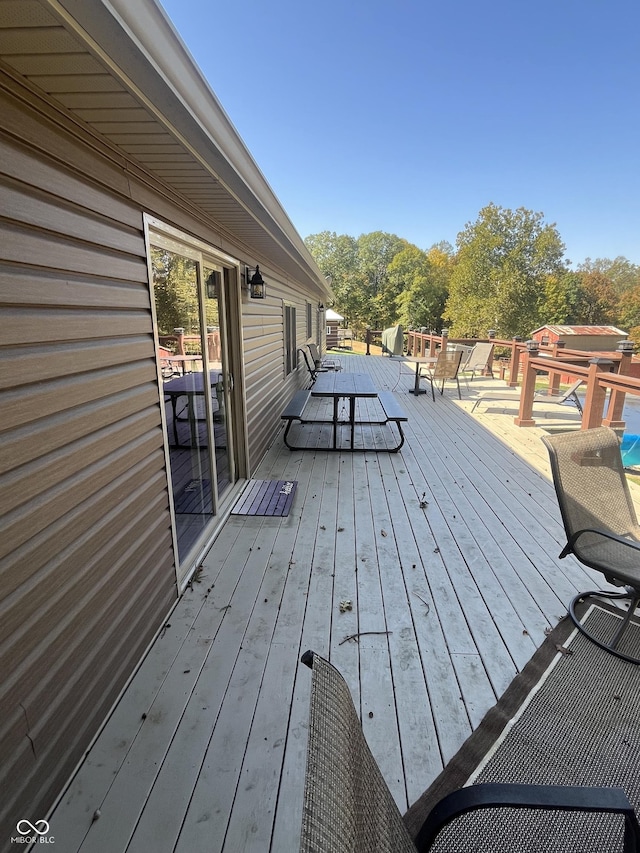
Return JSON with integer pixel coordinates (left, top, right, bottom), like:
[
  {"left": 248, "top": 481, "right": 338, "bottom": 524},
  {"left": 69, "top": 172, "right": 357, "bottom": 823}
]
[
  {"left": 231, "top": 479, "right": 297, "bottom": 516},
  {"left": 404, "top": 602, "right": 640, "bottom": 851}
]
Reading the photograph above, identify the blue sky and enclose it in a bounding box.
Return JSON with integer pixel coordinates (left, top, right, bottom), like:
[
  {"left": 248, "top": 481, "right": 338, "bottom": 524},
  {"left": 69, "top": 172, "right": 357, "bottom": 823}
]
[{"left": 158, "top": 0, "right": 639, "bottom": 267}]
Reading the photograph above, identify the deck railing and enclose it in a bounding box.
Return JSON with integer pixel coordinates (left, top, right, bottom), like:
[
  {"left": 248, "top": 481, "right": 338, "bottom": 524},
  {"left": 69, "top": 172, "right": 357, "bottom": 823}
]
[
  {"left": 404, "top": 330, "right": 640, "bottom": 430},
  {"left": 515, "top": 342, "right": 639, "bottom": 430}
]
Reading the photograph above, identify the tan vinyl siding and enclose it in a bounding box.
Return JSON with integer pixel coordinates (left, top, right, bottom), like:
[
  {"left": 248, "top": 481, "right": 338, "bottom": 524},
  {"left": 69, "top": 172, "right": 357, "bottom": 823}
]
[
  {"left": 243, "top": 279, "right": 315, "bottom": 468},
  {"left": 0, "top": 98, "right": 177, "bottom": 837},
  {"left": 0, "top": 29, "right": 328, "bottom": 836}
]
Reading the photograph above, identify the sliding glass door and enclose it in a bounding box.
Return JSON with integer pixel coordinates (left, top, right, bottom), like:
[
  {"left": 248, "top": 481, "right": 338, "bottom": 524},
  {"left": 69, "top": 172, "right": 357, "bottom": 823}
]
[{"left": 149, "top": 227, "right": 239, "bottom": 575}]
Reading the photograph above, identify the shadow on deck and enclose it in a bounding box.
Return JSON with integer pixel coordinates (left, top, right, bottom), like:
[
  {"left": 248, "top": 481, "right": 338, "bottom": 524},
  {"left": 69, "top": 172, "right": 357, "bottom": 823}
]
[{"left": 49, "top": 354, "right": 618, "bottom": 852}]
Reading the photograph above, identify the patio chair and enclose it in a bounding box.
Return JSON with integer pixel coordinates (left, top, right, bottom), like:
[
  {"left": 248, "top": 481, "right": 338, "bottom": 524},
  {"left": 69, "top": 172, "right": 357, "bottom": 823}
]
[
  {"left": 542, "top": 426, "right": 640, "bottom": 665},
  {"left": 420, "top": 349, "right": 463, "bottom": 401},
  {"left": 299, "top": 650, "right": 640, "bottom": 852},
  {"left": 471, "top": 379, "right": 584, "bottom": 414},
  {"left": 307, "top": 342, "right": 341, "bottom": 372},
  {"left": 459, "top": 342, "right": 495, "bottom": 381},
  {"left": 298, "top": 347, "right": 330, "bottom": 385}
]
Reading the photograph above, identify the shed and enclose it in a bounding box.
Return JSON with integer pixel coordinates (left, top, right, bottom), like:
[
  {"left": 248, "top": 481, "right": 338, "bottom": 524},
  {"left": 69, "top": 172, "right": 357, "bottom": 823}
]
[
  {"left": 531, "top": 325, "right": 628, "bottom": 352},
  {"left": 0, "top": 0, "right": 331, "bottom": 837},
  {"left": 325, "top": 307, "right": 344, "bottom": 349}
]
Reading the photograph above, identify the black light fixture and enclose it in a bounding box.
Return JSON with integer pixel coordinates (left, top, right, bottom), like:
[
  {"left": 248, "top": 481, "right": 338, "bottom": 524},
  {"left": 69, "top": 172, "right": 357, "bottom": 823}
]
[{"left": 245, "top": 265, "right": 265, "bottom": 299}]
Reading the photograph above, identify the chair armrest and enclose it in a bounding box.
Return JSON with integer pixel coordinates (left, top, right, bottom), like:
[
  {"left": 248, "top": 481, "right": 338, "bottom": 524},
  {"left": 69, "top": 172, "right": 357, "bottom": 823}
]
[
  {"left": 563, "top": 527, "right": 640, "bottom": 559},
  {"left": 413, "top": 783, "right": 640, "bottom": 852}
]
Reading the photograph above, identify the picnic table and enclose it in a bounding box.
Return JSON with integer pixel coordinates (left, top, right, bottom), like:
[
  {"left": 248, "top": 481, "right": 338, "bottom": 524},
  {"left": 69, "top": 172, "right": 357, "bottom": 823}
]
[{"left": 281, "top": 372, "right": 408, "bottom": 452}]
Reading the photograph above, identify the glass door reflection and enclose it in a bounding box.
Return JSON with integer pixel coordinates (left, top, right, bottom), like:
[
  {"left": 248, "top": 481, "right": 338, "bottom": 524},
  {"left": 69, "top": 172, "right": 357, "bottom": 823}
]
[
  {"left": 203, "top": 266, "right": 233, "bottom": 497},
  {"left": 152, "top": 246, "right": 214, "bottom": 560}
]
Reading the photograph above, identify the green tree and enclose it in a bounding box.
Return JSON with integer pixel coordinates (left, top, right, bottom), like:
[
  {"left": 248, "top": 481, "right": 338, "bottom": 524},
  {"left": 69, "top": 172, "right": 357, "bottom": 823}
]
[
  {"left": 618, "top": 285, "right": 640, "bottom": 332},
  {"left": 306, "top": 230, "right": 407, "bottom": 332},
  {"left": 394, "top": 244, "right": 452, "bottom": 330},
  {"left": 576, "top": 270, "right": 619, "bottom": 324},
  {"left": 152, "top": 248, "right": 199, "bottom": 335},
  {"left": 304, "top": 231, "right": 361, "bottom": 324},
  {"left": 578, "top": 257, "right": 640, "bottom": 296},
  {"left": 542, "top": 271, "right": 583, "bottom": 324},
  {"left": 356, "top": 231, "right": 406, "bottom": 329},
  {"left": 445, "top": 204, "right": 566, "bottom": 338}
]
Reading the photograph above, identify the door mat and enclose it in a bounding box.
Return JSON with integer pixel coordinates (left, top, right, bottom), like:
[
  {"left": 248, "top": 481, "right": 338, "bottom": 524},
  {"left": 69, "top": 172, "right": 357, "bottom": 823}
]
[{"left": 231, "top": 479, "right": 297, "bottom": 517}]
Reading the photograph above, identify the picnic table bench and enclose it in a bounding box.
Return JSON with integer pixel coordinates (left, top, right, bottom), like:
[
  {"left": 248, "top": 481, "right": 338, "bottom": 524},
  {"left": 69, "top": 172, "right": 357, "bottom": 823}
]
[{"left": 281, "top": 377, "right": 407, "bottom": 452}]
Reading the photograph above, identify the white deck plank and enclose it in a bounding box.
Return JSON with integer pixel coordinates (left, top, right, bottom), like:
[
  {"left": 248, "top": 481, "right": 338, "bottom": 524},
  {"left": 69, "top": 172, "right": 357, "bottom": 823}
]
[
  {"left": 48, "top": 354, "right": 640, "bottom": 853},
  {"left": 368, "top": 451, "right": 443, "bottom": 806}
]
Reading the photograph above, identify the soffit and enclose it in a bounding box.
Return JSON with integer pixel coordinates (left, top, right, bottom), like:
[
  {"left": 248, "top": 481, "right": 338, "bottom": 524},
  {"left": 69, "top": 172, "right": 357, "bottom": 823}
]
[{"left": 0, "top": 0, "right": 327, "bottom": 294}]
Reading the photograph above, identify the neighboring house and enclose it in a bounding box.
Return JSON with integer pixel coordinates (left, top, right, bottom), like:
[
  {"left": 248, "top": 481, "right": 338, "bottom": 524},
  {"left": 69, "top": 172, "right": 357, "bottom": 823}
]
[
  {"left": 531, "top": 325, "right": 628, "bottom": 351},
  {"left": 325, "top": 307, "right": 344, "bottom": 349},
  {"left": 0, "top": 0, "right": 330, "bottom": 839}
]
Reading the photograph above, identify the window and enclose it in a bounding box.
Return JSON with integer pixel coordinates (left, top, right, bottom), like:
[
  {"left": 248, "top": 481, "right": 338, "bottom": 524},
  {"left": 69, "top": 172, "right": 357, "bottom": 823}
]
[
  {"left": 306, "top": 301, "right": 312, "bottom": 339},
  {"left": 285, "top": 304, "right": 297, "bottom": 375}
]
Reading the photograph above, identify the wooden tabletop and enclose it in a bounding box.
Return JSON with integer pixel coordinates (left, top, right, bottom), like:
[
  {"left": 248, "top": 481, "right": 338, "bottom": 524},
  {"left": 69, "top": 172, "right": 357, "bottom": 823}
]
[
  {"left": 311, "top": 372, "right": 378, "bottom": 397},
  {"left": 163, "top": 369, "right": 222, "bottom": 394}
]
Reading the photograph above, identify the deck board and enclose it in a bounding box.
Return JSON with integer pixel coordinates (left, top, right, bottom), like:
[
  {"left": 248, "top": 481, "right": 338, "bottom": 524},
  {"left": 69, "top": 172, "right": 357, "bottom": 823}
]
[{"left": 49, "top": 353, "right": 638, "bottom": 852}]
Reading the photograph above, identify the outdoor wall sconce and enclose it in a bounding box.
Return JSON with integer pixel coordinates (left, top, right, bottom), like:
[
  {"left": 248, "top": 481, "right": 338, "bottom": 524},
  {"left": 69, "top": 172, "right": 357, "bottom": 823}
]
[
  {"left": 206, "top": 270, "right": 220, "bottom": 299},
  {"left": 245, "top": 265, "right": 265, "bottom": 299},
  {"left": 318, "top": 303, "right": 325, "bottom": 311}
]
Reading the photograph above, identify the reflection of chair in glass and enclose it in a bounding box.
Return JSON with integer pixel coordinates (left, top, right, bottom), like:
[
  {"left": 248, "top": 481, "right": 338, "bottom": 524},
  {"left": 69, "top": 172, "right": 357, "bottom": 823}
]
[
  {"left": 299, "top": 650, "right": 640, "bottom": 851},
  {"left": 543, "top": 427, "right": 640, "bottom": 664},
  {"left": 420, "top": 349, "right": 463, "bottom": 400},
  {"left": 158, "top": 346, "right": 177, "bottom": 380},
  {"left": 307, "top": 343, "right": 341, "bottom": 372}
]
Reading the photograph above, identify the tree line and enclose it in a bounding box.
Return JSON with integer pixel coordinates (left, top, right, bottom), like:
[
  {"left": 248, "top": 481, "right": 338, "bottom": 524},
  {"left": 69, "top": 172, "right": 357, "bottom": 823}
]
[{"left": 304, "top": 203, "right": 640, "bottom": 346}]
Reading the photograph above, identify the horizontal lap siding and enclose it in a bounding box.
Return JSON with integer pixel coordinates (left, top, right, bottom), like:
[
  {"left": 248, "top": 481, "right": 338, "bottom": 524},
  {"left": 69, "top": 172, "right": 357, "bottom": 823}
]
[
  {"left": 0, "top": 104, "right": 177, "bottom": 840},
  {"left": 243, "top": 286, "right": 313, "bottom": 468}
]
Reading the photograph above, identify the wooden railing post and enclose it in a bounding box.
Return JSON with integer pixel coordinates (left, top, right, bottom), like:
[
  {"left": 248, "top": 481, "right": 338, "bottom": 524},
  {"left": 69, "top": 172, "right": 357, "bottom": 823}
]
[
  {"left": 429, "top": 333, "right": 437, "bottom": 357},
  {"left": 514, "top": 341, "right": 538, "bottom": 426},
  {"left": 173, "top": 327, "right": 185, "bottom": 355},
  {"left": 548, "top": 340, "right": 566, "bottom": 395},
  {"left": 603, "top": 341, "right": 634, "bottom": 428},
  {"left": 508, "top": 337, "right": 522, "bottom": 387},
  {"left": 581, "top": 358, "right": 614, "bottom": 430},
  {"left": 365, "top": 327, "right": 371, "bottom": 355}
]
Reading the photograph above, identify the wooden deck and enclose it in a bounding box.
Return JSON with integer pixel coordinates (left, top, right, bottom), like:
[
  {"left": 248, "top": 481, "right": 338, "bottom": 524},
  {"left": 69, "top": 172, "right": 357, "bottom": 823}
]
[{"left": 49, "top": 354, "right": 634, "bottom": 852}]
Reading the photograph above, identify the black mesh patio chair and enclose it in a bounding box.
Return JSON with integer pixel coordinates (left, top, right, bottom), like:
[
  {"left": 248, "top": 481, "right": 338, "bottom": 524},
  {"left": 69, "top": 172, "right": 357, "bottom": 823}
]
[
  {"left": 297, "top": 347, "right": 330, "bottom": 385},
  {"left": 543, "top": 426, "right": 640, "bottom": 664},
  {"left": 299, "top": 650, "right": 640, "bottom": 852},
  {"left": 420, "top": 349, "right": 464, "bottom": 401}
]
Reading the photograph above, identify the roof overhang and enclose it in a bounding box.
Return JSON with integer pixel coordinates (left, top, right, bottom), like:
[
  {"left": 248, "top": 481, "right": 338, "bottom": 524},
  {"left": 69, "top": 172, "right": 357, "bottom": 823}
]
[{"left": 0, "top": 0, "right": 330, "bottom": 297}]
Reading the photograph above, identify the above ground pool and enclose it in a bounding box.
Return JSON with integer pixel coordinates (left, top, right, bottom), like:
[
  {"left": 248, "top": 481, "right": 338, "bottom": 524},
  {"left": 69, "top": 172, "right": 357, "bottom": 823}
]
[{"left": 622, "top": 396, "right": 640, "bottom": 468}]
